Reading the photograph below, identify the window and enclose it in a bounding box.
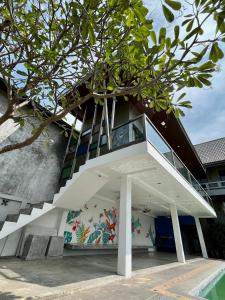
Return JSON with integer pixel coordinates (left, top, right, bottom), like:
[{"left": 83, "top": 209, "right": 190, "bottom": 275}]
[{"left": 219, "top": 170, "right": 225, "bottom": 181}]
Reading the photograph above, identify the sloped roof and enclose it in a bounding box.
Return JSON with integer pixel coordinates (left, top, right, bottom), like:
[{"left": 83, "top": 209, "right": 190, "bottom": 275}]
[{"left": 194, "top": 137, "right": 225, "bottom": 165}]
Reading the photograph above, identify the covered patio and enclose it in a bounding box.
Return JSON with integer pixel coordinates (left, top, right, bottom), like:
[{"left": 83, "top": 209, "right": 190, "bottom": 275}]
[{"left": 0, "top": 252, "right": 199, "bottom": 299}]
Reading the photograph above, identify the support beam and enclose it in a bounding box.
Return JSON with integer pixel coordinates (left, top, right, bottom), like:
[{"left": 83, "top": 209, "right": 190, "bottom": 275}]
[
  {"left": 195, "top": 217, "right": 208, "bottom": 258},
  {"left": 117, "top": 175, "right": 132, "bottom": 277},
  {"left": 170, "top": 204, "right": 185, "bottom": 263}
]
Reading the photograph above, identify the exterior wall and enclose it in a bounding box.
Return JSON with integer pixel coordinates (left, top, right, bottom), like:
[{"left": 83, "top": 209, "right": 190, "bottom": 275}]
[
  {"left": 64, "top": 197, "right": 155, "bottom": 247},
  {"left": 0, "top": 89, "right": 67, "bottom": 256},
  {"left": 0, "top": 90, "right": 67, "bottom": 206}
]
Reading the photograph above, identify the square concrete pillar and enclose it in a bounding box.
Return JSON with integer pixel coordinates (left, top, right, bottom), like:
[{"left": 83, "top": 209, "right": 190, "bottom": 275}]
[
  {"left": 117, "top": 175, "right": 132, "bottom": 277},
  {"left": 170, "top": 204, "right": 185, "bottom": 263},
  {"left": 195, "top": 217, "right": 208, "bottom": 258}
]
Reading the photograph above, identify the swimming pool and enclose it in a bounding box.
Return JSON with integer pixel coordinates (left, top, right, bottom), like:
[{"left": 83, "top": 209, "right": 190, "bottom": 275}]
[{"left": 199, "top": 270, "right": 225, "bottom": 300}]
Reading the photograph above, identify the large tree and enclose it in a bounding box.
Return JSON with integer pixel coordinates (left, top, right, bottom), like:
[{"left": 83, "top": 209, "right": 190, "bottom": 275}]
[{"left": 0, "top": 0, "right": 225, "bottom": 154}]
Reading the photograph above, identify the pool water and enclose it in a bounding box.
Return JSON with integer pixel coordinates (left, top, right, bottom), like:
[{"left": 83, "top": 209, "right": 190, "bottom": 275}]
[{"left": 200, "top": 272, "right": 225, "bottom": 300}]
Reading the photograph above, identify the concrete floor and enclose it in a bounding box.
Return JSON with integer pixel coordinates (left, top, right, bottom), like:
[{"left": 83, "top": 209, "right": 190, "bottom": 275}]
[{"left": 0, "top": 252, "right": 223, "bottom": 300}]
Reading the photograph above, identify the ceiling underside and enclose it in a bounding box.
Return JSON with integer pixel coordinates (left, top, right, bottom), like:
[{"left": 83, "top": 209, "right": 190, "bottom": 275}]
[{"left": 89, "top": 144, "right": 216, "bottom": 218}]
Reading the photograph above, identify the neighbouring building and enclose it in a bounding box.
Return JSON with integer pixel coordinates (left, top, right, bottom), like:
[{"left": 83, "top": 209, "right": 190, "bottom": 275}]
[
  {"left": 195, "top": 138, "right": 225, "bottom": 259},
  {"left": 0, "top": 79, "right": 216, "bottom": 277}
]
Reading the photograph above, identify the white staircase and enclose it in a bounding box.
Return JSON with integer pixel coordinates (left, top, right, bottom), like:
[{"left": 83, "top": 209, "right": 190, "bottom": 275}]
[
  {"left": 0, "top": 202, "right": 54, "bottom": 240},
  {"left": 0, "top": 157, "right": 108, "bottom": 240},
  {"left": 53, "top": 162, "right": 108, "bottom": 210}
]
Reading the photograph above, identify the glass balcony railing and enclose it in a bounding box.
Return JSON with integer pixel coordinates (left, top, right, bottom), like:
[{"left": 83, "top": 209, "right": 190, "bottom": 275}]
[
  {"left": 61, "top": 113, "right": 214, "bottom": 208},
  {"left": 144, "top": 115, "right": 213, "bottom": 208},
  {"left": 108, "top": 114, "right": 213, "bottom": 208}
]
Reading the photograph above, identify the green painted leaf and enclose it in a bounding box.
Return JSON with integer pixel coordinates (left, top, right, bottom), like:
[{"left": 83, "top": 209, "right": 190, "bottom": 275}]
[
  {"left": 87, "top": 230, "right": 101, "bottom": 244},
  {"left": 102, "top": 232, "right": 110, "bottom": 244},
  {"left": 64, "top": 231, "right": 72, "bottom": 243}
]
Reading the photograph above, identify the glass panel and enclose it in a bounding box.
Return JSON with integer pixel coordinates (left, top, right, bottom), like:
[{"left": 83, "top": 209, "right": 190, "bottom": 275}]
[
  {"left": 145, "top": 120, "right": 173, "bottom": 165},
  {"left": 111, "top": 117, "right": 144, "bottom": 150},
  {"left": 173, "top": 154, "right": 190, "bottom": 182}
]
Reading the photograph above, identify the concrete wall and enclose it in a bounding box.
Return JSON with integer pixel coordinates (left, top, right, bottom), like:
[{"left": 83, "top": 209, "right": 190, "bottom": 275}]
[
  {"left": 0, "top": 90, "right": 67, "bottom": 205},
  {"left": 0, "top": 89, "right": 67, "bottom": 256},
  {"left": 64, "top": 197, "right": 155, "bottom": 247}
]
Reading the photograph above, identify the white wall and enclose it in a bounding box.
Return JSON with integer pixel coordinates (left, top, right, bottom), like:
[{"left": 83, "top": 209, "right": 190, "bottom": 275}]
[{"left": 64, "top": 197, "right": 155, "bottom": 247}]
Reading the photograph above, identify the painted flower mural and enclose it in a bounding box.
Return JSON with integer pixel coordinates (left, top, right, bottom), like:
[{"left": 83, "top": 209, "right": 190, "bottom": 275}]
[
  {"left": 65, "top": 206, "right": 118, "bottom": 245},
  {"left": 132, "top": 216, "right": 142, "bottom": 236}
]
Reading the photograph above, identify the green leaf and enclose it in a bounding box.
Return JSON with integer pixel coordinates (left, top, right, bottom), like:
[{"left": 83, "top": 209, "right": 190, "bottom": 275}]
[
  {"left": 165, "top": 0, "right": 181, "bottom": 10},
  {"left": 209, "top": 42, "right": 224, "bottom": 62},
  {"left": 177, "top": 93, "right": 186, "bottom": 101},
  {"left": 179, "top": 101, "right": 192, "bottom": 108},
  {"left": 197, "top": 76, "right": 211, "bottom": 86},
  {"left": 89, "top": 26, "right": 96, "bottom": 45},
  {"left": 186, "top": 19, "right": 194, "bottom": 32},
  {"left": 150, "top": 31, "right": 157, "bottom": 44},
  {"left": 199, "top": 61, "right": 215, "bottom": 71},
  {"left": 184, "top": 27, "right": 200, "bottom": 41},
  {"left": 17, "top": 70, "right": 27, "bottom": 76},
  {"left": 159, "top": 27, "right": 166, "bottom": 44},
  {"left": 126, "top": 9, "right": 135, "bottom": 27},
  {"left": 162, "top": 5, "right": 174, "bottom": 22},
  {"left": 174, "top": 25, "right": 180, "bottom": 39}
]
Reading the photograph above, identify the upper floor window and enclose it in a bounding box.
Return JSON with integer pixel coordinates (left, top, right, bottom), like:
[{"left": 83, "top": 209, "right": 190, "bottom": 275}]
[{"left": 219, "top": 170, "right": 225, "bottom": 181}]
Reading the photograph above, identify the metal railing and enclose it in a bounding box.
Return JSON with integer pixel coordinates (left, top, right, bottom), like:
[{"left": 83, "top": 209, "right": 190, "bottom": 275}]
[{"left": 200, "top": 180, "right": 225, "bottom": 190}]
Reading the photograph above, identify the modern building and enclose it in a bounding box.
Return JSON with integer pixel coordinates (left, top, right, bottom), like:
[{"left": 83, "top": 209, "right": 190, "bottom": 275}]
[
  {"left": 0, "top": 80, "right": 216, "bottom": 277},
  {"left": 195, "top": 138, "right": 225, "bottom": 258}
]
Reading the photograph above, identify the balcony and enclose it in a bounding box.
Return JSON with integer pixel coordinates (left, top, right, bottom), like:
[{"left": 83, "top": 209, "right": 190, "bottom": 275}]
[
  {"left": 200, "top": 180, "right": 225, "bottom": 196},
  {"left": 56, "top": 114, "right": 215, "bottom": 217}
]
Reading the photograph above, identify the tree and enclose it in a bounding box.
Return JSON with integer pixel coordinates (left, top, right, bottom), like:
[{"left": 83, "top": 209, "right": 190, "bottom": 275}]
[{"left": 0, "top": 0, "right": 225, "bottom": 154}]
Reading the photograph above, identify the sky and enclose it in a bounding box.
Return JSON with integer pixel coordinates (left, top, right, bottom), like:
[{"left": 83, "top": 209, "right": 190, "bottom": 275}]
[{"left": 144, "top": 0, "right": 225, "bottom": 145}]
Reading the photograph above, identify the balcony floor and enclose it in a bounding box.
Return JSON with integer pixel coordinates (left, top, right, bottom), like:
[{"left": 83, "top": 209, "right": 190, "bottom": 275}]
[{"left": 54, "top": 141, "right": 216, "bottom": 218}]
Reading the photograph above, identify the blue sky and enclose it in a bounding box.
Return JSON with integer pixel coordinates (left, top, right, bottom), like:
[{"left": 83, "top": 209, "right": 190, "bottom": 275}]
[
  {"left": 182, "top": 58, "right": 225, "bottom": 145},
  {"left": 144, "top": 0, "right": 225, "bottom": 145}
]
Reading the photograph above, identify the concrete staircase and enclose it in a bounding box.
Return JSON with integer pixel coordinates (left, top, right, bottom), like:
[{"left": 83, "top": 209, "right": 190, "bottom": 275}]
[
  {"left": 53, "top": 161, "right": 108, "bottom": 210},
  {"left": 0, "top": 201, "right": 54, "bottom": 240},
  {"left": 0, "top": 152, "right": 108, "bottom": 240}
]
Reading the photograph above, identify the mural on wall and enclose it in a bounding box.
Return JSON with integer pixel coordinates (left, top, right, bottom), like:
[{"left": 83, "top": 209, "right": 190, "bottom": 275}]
[
  {"left": 64, "top": 205, "right": 117, "bottom": 245},
  {"left": 64, "top": 199, "right": 155, "bottom": 247},
  {"left": 132, "top": 216, "right": 142, "bottom": 236},
  {"left": 146, "top": 224, "right": 156, "bottom": 246}
]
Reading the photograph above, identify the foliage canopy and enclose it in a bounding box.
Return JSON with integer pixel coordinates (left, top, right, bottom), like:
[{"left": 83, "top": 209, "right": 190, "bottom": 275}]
[{"left": 0, "top": 0, "right": 225, "bottom": 153}]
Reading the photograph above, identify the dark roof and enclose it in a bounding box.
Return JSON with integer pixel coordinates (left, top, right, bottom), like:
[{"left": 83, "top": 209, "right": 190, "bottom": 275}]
[{"left": 194, "top": 137, "right": 225, "bottom": 165}]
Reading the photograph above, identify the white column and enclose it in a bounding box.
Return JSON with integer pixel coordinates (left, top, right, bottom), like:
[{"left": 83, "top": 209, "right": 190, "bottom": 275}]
[
  {"left": 170, "top": 204, "right": 185, "bottom": 263},
  {"left": 58, "top": 209, "right": 68, "bottom": 237},
  {"left": 195, "top": 217, "right": 208, "bottom": 258},
  {"left": 117, "top": 175, "right": 132, "bottom": 277}
]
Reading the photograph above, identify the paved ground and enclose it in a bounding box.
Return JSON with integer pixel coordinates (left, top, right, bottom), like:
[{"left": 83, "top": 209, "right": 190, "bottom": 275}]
[{"left": 0, "top": 253, "right": 224, "bottom": 300}]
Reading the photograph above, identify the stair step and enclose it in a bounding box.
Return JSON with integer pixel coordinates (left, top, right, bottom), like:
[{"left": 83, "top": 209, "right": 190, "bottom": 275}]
[
  {"left": 20, "top": 207, "right": 33, "bottom": 215},
  {"left": 30, "top": 203, "right": 44, "bottom": 209},
  {"left": 0, "top": 221, "right": 4, "bottom": 231},
  {"left": 6, "top": 214, "right": 19, "bottom": 222}
]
